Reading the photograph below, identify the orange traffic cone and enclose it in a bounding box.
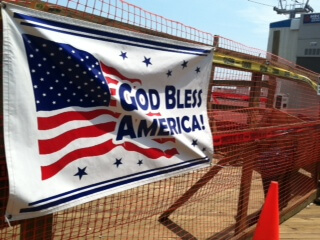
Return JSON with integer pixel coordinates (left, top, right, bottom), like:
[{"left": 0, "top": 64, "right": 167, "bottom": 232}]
[{"left": 253, "top": 181, "right": 280, "bottom": 240}]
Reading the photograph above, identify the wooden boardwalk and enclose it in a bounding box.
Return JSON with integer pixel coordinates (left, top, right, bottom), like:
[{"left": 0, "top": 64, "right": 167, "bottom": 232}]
[{"left": 280, "top": 202, "right": 320, "bottom": 239}]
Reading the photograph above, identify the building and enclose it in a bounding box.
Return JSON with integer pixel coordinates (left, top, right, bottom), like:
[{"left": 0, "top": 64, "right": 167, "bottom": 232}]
[
  {"left": 268, "top": 12, "right": 320, "bottom": 73},
  {"left": 267, "top": 12, "right": 320, "bottom": 115}
]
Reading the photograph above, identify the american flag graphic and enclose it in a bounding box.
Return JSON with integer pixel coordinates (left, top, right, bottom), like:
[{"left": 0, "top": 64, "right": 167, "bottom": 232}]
[{"left": 23, "top": 34, "right": 180, "bottom": 181}]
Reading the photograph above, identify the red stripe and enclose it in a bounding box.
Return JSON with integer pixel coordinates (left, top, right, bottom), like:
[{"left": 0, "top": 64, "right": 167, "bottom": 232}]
[
  {"left": 110, "top": 88, "right": 117, "bottom": 95},
  {"left": 41, "top": 140, "right": 179, "bottom": 180},
  {"left": 106, "top": 77, "right": 119, "bottom": 85},
  {"left": 147, "top": 112, "right": 162, "bottom": 117},
  {"left": 110, "top": 100, "right": 117, "bottom": 107},
  {"left": 38, "top": 109, "right": 121, "bottom": 130},
  {"left": 121, "top": 141, "right": 179, "bottom": 159},
  {"left": 39, "top": 122, "right": 116, "bottom": 154},
  {"left": 152, "top": 138, "right": 176, "bottom": 144},
  {"left": 41, "top": 139, "right": 116, "bottom": 180},
  {"left": 100, "top": 62, "right": 142, "bottom": 85}
]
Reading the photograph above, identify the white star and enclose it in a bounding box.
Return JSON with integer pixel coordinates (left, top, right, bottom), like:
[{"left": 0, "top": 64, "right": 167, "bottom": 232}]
[
  {"left": 43, "top": 58, "right": 47, "bottom": 61},
  {"left": 52, "top": 101, "right": 56, "bottom": 104},
  {"left": 43, "top": 93, "right": 47, "bottom": 97},
  {"left": 34, "top": 85, "right": 38, "bottom": 89},
  {"left": 49, "top": 87, "right": 53, "bottom": 90},
  {"left": 71, "top": 50, "right": 75, "bottom": 53},
  {"left": 29, "top": 54, "right": 34, "bottom": 58}
]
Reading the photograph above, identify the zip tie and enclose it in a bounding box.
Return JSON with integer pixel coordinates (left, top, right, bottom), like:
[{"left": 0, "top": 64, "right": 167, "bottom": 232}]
[{"left": 5, "top": 215, "right": 12, "bottom": 228}]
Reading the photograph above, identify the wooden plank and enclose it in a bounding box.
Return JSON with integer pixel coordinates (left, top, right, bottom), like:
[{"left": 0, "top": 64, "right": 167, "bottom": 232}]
[
  {"left": 234, "top": 73, "right": 262, "bottom": 234},
  {"left": 230, "top": 189, "right": 317, "bottom": 240},
  {"left": 211, "top": 104, "right": 245, "bottom": 110},
  {"left": 280, "top": 204, "right": 320, "bottom": 239},
  {"left": 266, "top": 76, "right": 276, "bottom": 108},
  {"left": 213, "top": 80, "right": 269, "bottom": 88},
  {"left": 20, "top": 214, "right": 53, "bottom": 240}
]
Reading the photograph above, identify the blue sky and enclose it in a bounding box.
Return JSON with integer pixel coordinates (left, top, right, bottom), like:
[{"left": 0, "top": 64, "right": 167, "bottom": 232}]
[{"left": 121, "top": 0, "right": 320, "bottom": 50}]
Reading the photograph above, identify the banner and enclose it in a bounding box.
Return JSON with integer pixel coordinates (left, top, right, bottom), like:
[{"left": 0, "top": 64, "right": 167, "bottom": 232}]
[
  {"left": 2, "top": 3, "right": 213, "bottom": 221},
  {"left": 304, "top": 13, "right": 320, "bottom": 24}
]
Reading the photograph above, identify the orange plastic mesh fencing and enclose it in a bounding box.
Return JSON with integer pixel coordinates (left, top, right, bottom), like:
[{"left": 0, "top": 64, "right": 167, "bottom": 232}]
[{"left": 1, "top": 1, "right": 320, "bottom": 240}]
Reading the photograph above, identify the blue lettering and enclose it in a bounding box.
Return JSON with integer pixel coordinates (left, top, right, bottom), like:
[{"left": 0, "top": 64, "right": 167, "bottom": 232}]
[
  {"left": 177, "top": 89, "right": 184, "bottom": 108},
  {"left": 149, "top": 89, "right": 160, "bottom": 110},
  {"left": 197, "top": 89, "right": 203, "bottom": 107},
  {"left": 137, "top": 119, "right": 158, "bottom": 137},
  {"left": 157, "top": 118, "right": 170, "bottom": 136},
  {"left": 192, "top": 115, "right": 201, "bottom": 131},
  {"left": 136, "top": 89, "right": 148, "bottom": 111},
  {"left": 185, "top": 89, "right": 192, "bottom": 108},
  {"left": 181, "top": 116, "right": 191, "bottom": 132},
  {"left": 165, "top": 85, "right": 176, "bottom": 109},
  {"left": 116, "top": 115, "right": 136, "bottom": 140},
  {"left": 119, "top": 83, "right": 137, "bottom": 111}
]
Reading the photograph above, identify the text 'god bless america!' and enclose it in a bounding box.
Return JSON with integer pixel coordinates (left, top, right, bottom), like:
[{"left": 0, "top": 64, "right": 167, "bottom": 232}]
[{"left": 116, "top": 84, "right": 205, "bottom": 141}]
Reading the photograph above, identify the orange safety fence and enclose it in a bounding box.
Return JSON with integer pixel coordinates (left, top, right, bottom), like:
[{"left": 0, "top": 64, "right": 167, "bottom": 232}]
[{"left": 1, "top": 1, "right": 320, "bottom": 240}]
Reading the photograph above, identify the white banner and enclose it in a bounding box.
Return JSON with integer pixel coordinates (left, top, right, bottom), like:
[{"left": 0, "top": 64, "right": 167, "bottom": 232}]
[{"left": 2, "top": 3, "right": 213, "bottom": 221}]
